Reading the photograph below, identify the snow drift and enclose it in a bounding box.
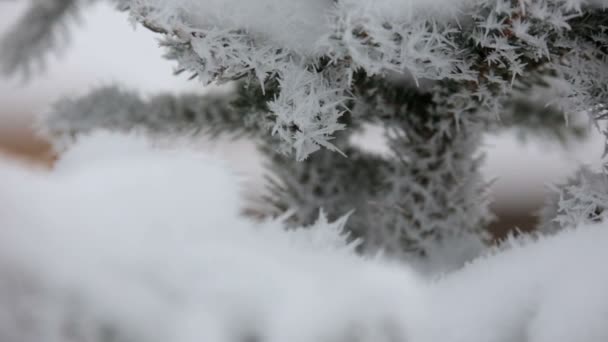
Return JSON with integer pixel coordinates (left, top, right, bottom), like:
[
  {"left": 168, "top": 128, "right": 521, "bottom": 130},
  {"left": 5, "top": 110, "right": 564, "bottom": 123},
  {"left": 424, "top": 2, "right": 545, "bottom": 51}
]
[
  {"left": 0, "top": 132, "right": 426, "bottom": 342},
  {"left": 0, "top": 132, "right": 607, "bottom": 342}
]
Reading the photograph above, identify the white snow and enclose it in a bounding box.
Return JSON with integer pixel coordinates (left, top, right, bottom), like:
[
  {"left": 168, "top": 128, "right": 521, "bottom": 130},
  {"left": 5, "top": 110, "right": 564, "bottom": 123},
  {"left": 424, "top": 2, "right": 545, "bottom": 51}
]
[
  {"left": 130, "top": 0, "right": 471, "bottom": 55},
  {"left": 131, "top": 0, "right": 332, "bottom": 53},
  {"left": 0, "top": 132, "right": 607, "bottom": 342},
  {"left": 0, "top": 132, "right": 425, "bottom": 342},
  {"left": 425, "top": 226, "right": 608, "bottom": 342}
]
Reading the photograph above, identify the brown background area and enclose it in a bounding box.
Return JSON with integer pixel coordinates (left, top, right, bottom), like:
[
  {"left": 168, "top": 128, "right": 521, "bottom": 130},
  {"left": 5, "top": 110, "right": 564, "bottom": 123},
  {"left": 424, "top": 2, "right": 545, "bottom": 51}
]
[{"left": 0, "top": 120, "right": 55, "bottom": 166}]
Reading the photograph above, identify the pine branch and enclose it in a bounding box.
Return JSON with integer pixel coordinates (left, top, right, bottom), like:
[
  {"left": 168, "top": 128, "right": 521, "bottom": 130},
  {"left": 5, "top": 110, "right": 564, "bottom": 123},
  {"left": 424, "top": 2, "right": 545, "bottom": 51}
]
[
  {"left": 498, "top": 97, "right": 589, "bottom": 144},
  {"left": 260, "top": 78, "right": 493, "bottom": 261},
  {"left": 41, "top": 85, "right": 270, "bottom": 146},
  {"left": 539, "top": 167, "right": 608, "bottom": 234},
  {"left": 260, "top": 136, "right": 390, "bottom": 254},
  {"left": 0, "top": 0, "right": 92, "bottom": 78},
  {"left": 353, "top": 82, "right": 494, "bottom": 257}
]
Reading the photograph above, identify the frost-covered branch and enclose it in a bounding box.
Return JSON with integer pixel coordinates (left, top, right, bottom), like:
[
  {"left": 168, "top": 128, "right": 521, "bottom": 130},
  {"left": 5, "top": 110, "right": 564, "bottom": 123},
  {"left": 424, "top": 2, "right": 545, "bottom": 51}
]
[
  {"left": 0, "top": 0, "right": 90, "bottom": 77},
  {"left": 4, "top": 0, "right": 608, "bottom": 265},
  {"left": 261, "top": 78, "right": 492, "bottom": 263},
  {"left": 539, "top": 167, "right": 608, "bottom": 234},
  {"left": 355, "top": 81, "right": 493, "bottom": 258},
  {"left": 120, "top": 0, "right": 608, "bottom": 159},
  {"left": 497, "top": 98, "right": 589, "bottom": 144},
  {"left": 41, "top": 85, "right": 272, "bottom": 148},
  {"left": 261, "top": 139, "right": 391, "bottom": 251},
  {"left": 3, "top": 0, "right": 607, "bottom": 157}
]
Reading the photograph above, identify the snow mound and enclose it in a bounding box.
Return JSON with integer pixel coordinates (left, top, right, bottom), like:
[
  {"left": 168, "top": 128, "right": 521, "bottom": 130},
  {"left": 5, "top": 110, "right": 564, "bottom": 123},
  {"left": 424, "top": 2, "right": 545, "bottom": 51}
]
[
  {"left": 0, "top": 132, "right": 607, "bottom": 342},
  {"left": 0, "top": 132, "right": 425, "bottom": 342},
  {"left": 426, "top": 225, "right": 608, "bottom": 342}
]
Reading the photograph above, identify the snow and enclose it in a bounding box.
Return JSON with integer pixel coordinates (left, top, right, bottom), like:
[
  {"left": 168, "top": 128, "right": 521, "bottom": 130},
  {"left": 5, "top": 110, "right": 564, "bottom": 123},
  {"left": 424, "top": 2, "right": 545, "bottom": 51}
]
[
  {"left": 131, "top": 0, "right": 471, "bottom": 53},
  {"left": 426, "top": 226, "right": 608, "bottom": 342},
  {"left": 1, "top": 132, "right": 608, "bottom": 342},
  {"left": 187, "top": 0, "right": 331, "bottom": 54},
  {"left": 0, "top": 132, "right": 424, "bottom": 342}
]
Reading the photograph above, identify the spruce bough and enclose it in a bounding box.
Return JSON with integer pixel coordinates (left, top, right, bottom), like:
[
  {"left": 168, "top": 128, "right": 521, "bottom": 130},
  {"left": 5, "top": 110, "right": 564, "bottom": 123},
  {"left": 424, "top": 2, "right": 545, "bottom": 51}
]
[{"left": 3, "top": 0, "right": 608, "bottom": 265}]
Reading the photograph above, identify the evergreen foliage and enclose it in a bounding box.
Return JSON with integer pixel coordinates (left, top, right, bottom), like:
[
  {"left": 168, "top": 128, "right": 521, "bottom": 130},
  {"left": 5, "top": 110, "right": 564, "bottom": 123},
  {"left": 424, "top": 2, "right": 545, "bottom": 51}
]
[
  {"left": 3, "top": 0, "right": 608, "bottom": 264},
  {"left": 1, "top": 0, "right": 88, "bottom": 77},
  {"left": 539, "top": 167, "right": 608, "bottom": 233}
]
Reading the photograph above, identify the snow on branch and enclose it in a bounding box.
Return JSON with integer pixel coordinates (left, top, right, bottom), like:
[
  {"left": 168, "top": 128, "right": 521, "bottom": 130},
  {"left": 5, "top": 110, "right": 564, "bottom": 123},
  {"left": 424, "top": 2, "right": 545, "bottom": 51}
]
[
  {"left": 266, "top": 64, "right": 350, "bottom": 159},
  {"left": 539, "top": 167, "right": 608, "bottom": 234},
  {"left": 3, "top": 0, "right": 605, "bottom": 158},
  {"left": 119, "top": 0, "right": 608, "bottom": 159}
]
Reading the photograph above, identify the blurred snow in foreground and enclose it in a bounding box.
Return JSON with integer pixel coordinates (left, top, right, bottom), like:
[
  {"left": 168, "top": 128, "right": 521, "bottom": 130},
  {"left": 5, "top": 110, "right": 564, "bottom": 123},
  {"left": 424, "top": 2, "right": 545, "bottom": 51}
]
[{"left": 0, "top": 132, "right": 606, "bottom": 342}]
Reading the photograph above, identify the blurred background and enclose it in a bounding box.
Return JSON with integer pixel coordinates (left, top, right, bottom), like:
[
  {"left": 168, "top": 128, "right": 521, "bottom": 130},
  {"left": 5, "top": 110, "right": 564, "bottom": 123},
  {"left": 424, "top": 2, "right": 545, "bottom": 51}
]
[{"left": 0, "top": 1, "right": 604, "bottom": 235}]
